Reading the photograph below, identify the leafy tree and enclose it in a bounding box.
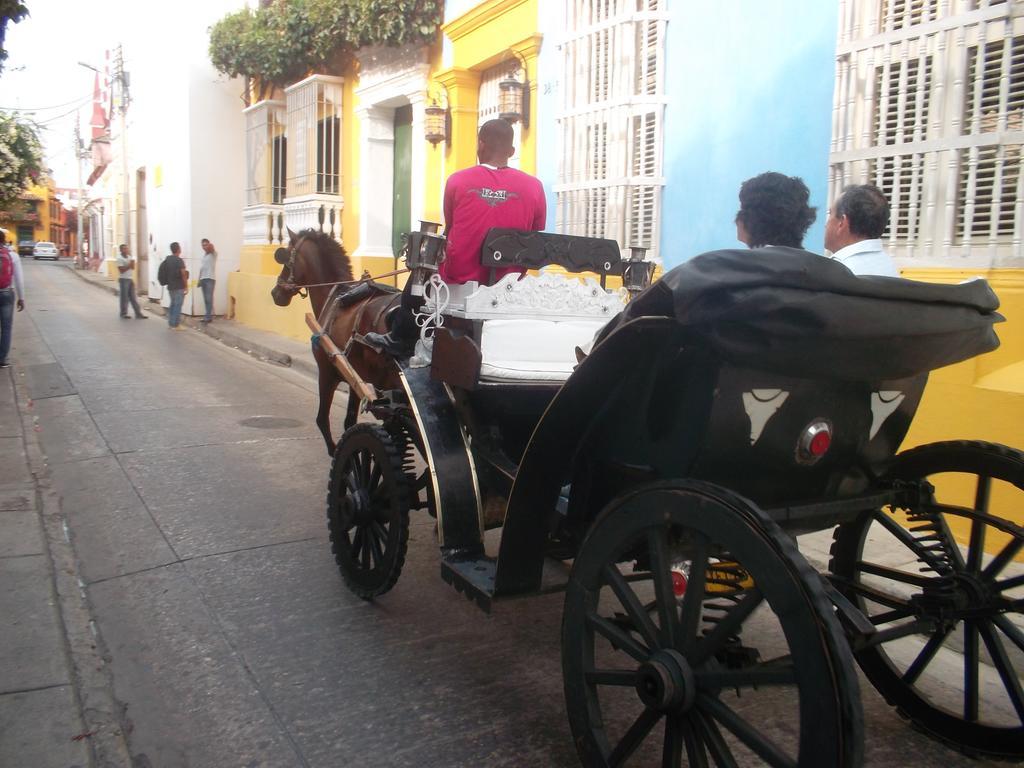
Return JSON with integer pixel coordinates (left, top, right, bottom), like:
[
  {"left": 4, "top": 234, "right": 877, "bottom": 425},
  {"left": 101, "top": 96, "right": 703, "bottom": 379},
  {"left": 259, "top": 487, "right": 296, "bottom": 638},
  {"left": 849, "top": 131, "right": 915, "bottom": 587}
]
[
  {"left": 0, "top": 0, "right": 28, "bottom": 74},
  {"left": 209, "top": 0, "right": 442, "bottom": 102},
  {"left": 0, "top": 111, "right": 42, "bottom": 210}
]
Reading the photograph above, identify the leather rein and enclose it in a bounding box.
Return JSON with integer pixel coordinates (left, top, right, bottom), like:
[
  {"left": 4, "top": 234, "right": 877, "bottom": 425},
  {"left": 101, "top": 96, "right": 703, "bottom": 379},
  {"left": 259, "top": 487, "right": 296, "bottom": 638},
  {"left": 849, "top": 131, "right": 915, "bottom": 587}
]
[{"left": 276, "top": 236, "right": 408, "bottom": 298}]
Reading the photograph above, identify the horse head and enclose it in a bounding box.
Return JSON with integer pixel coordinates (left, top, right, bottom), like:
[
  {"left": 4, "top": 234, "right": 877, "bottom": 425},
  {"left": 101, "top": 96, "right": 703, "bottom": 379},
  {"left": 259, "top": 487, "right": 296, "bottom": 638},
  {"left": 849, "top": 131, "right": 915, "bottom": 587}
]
[{"left": 271, "top": 227, "right": 354, "bottom": 307}]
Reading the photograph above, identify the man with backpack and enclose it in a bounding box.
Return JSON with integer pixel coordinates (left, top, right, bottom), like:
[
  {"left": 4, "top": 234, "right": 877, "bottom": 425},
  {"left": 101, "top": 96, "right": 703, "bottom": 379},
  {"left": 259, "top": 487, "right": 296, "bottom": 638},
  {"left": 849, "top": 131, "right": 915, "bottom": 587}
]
[
  {"left": 0, "top": 231, "right": 25, "bottom": 369},
  {"left": 159, "top": 242, "right": 189, "bottom": 330}
]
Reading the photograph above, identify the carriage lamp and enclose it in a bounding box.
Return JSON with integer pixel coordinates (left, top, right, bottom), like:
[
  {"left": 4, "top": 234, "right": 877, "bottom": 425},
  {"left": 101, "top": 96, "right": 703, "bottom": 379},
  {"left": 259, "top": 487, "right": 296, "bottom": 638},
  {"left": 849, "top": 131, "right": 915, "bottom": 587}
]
[
  {"left": 796, "top": 420, "right": 833, "bottom": 465},
  {"left": 622, "top": 245, "right": 656, "bottom": 297},
  {"left": 424, "top": 100, "right": 450, "bottom": 147},
  {"left": 405, "top": 231, "right": 447, "bottom": 298},
  {"left": 498, "top": 77, "right": 525, "bottom": 126}
]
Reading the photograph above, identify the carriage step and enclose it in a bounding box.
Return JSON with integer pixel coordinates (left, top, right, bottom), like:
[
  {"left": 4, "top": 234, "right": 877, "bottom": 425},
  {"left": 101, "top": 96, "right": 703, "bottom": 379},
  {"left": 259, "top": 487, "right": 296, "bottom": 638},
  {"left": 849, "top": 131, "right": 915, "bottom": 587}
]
[{"left": 442, "top": 558, "right": 496, "bottom": 613}]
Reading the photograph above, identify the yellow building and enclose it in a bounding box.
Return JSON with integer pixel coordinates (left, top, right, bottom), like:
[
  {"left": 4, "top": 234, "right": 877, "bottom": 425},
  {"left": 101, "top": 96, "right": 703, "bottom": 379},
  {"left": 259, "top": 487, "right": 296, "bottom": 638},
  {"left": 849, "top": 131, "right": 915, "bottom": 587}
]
[
  {"left": 0, "top": 180, "right": 56, "bottom": 251},
  {"left": 228, "top": 0, "right": 545, "bottom": 340}
]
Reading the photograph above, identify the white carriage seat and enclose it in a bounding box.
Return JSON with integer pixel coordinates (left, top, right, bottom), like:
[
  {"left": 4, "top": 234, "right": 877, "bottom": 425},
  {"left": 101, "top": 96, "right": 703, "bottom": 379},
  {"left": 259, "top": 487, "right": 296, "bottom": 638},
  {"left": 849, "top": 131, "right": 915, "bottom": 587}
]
[
  {"left": 438, "top": 272, "right": 628, "bottom": 383},
  {"left": 478, "top": 318, "right": 608, "bottom": 382}
]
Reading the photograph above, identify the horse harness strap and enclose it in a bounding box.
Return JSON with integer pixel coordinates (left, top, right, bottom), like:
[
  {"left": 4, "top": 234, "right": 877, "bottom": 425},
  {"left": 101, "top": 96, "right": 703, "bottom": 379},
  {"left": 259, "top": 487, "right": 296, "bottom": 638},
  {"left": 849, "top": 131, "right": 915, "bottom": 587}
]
[
  {"left": 317, "top": 284, "right": 342, "bottom": 333},
  {"left": 319, "top": 281, "right": 381, "bottom": 337}
]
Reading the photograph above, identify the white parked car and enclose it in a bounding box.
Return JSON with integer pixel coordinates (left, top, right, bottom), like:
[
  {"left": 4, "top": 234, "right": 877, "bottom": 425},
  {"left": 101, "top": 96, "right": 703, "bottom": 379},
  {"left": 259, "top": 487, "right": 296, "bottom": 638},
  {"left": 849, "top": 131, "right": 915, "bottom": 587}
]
[{"left": 33, "top": 241, "right": 59, "bottom": 260}]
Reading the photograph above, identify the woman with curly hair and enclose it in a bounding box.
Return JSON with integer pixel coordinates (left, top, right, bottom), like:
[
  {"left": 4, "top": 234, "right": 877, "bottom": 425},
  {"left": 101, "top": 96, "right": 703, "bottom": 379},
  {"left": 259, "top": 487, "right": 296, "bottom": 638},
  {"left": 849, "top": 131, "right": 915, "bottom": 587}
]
[{"left": 734, "top": 171, "right": 817, "bottom": 248}]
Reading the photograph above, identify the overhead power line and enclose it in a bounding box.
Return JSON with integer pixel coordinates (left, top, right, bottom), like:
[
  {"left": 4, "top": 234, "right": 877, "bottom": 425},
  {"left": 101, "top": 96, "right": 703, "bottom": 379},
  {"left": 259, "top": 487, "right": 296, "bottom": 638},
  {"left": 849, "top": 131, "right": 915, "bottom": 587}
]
[{"left": 0, "top": 92, "right": 93, "bottom": 113}]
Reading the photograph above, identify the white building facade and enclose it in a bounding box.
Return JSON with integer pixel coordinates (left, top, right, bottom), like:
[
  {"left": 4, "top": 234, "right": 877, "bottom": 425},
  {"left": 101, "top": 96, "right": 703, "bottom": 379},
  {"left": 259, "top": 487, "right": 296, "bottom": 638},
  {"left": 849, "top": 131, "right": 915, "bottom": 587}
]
[{"left": 830, "top": 0, "right": 1023, "bottom": 268}]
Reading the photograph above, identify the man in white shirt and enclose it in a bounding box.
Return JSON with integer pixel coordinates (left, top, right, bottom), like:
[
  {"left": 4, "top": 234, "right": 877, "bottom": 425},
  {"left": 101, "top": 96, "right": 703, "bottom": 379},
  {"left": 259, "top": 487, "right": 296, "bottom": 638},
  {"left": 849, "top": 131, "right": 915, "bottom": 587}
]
[
  {"left": 116, "top": 244, "right": 147, "bottom": 319},
  {"left": 198, "top": 238, "right": 217, "bottom": 323},
  {"left": 824, "top": 185, "right": 900, "bottom": 277}
]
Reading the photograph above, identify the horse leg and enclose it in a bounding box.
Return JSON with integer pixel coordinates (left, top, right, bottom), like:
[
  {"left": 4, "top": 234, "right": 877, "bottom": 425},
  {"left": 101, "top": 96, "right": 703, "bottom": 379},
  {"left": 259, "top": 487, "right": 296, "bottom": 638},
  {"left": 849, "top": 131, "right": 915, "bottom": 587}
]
[
  {"left": 344, "top": 390, "right": 359, "bottom": 431},
  {"left": 315, "top": 348, "right": 342, "bottom": 456}
]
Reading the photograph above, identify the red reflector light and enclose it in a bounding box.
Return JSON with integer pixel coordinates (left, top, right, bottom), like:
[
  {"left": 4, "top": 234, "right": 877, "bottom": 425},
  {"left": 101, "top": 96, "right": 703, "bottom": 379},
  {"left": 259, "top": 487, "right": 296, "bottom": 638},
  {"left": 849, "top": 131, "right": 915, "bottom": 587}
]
[
  {"left": 671, "top": 570, "right": 688, "bottom": 598},
  {"left": 796, "top": 420, "right": 832, "bottom": 465},
  {"left": 809, "top": 430, "right": 831, "bottom": 456}
]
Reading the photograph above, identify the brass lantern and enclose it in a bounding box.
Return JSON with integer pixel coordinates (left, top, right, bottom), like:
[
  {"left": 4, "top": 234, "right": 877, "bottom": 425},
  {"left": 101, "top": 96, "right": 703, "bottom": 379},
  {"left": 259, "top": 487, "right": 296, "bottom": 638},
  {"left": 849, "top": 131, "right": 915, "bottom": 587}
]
[
  {"left": 498, "top": 76, "right": 525, "bottom": 124},
  {"left": 424, "top": 100, "right": 449, "bottom": 146}
]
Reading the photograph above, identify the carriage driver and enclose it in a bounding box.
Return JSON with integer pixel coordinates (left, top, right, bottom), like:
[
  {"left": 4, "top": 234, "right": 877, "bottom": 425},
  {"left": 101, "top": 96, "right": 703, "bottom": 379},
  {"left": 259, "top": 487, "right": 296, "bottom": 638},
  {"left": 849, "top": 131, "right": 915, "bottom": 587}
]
[{"left": 364, "top": 118, "right": 547, "bottom": 357}]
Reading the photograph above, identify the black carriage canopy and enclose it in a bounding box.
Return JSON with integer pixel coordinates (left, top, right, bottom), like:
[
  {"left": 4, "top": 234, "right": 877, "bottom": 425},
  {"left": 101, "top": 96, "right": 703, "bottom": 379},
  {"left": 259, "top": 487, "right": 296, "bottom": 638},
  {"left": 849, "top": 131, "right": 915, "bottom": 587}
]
[{"left": 598, "top": 246, "right": 1003, "bottom": 381}]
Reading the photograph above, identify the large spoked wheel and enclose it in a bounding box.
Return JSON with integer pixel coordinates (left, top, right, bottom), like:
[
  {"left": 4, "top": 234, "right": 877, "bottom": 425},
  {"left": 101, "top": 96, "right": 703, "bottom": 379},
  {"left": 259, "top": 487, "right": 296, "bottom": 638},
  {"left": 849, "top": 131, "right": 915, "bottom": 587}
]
[
  {"left": 563, "top": 481, "right": 862, "bottom": 767},
  {"left": 326, "top": 424, "right": 411, "bottom": 600},
  {"left": 830, "top": 440, "right": 1024, "bottom": 760}
]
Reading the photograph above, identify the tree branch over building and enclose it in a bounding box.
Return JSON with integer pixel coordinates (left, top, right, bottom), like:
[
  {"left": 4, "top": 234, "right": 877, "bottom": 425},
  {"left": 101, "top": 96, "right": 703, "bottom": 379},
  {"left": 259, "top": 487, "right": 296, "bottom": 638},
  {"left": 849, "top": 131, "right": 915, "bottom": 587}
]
[{"left": 208, "top": 0, "right": 442, "bottom": 103}]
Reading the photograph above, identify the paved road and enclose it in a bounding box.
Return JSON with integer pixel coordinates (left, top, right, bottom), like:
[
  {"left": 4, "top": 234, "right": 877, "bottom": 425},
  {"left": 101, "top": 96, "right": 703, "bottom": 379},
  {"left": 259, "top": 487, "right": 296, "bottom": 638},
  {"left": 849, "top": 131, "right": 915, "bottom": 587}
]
[{"left": 19, "top": 260, "right": 1005, "bottom": 767}]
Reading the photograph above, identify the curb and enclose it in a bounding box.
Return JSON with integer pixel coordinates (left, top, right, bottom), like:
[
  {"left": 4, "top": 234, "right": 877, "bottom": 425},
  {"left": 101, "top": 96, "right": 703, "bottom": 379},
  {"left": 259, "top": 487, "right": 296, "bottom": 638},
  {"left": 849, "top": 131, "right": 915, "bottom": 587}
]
[
  {"left": 11, "top": 367, "right": 133, "bottom": 767},
  {"left": 65, "top": 265, "right": 318, "bottom": 378}
]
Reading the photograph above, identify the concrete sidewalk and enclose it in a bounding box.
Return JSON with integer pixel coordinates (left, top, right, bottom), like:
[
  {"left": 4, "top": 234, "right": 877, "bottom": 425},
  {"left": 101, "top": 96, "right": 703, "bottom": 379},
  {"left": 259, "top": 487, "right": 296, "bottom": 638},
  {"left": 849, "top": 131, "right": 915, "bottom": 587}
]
[{"left": 0, "top": 332, "right": 131, "bottom": 765}]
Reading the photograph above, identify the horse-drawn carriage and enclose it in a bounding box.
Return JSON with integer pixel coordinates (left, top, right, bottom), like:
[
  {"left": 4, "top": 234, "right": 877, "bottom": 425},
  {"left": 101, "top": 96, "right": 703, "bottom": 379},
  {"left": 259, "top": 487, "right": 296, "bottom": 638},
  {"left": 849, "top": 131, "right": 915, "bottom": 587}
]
[{"left": 273, "top": 226, "right": 1023, "bottom": 766}]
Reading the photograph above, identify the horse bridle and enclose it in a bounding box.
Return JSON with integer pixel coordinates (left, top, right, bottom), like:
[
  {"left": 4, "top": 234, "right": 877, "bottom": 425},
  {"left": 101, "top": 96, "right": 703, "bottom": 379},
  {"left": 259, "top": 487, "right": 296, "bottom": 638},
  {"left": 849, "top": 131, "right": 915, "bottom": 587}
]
[{"left": 276, "top": 235, "right": 310, "bottom": 299}]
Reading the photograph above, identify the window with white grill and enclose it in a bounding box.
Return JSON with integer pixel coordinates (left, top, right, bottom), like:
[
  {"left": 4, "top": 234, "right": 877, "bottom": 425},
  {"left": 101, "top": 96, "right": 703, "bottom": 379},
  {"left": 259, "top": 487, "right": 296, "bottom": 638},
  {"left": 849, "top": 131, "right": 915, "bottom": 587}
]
[
  {"left": 880, "top": 0, "right": 939, "bottom": 31},
  {"left": 957, "top": 143, "right": 1022, "bottom": 241},
  {"left": 964, "top": 35, "right": 1024, "bottom": 134},
  {"left": 477, "top": 62, "right": 523, "bottom": 170},
  {"left": 284, "top": 75, "right": 343, "bottom": 199},
  {"left": 244, "top": 100, "right": 285, "bottom": 207},
  {"left": 831, "top": 3, "right": 1024, "bottom": 264},
  {"left": 868, "top": 155, "right": 924, "bottom": 239},
  {"left": 556, "top": 0, "right": 667, "bottom": 260},
  {"left": 873, "top": 57, "right": 931, "bottom": 145}
]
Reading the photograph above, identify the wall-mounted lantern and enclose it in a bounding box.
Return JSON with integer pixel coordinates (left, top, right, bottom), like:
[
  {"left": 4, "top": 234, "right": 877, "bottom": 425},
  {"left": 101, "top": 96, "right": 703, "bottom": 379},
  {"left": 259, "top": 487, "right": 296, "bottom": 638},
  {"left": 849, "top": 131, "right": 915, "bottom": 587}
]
[
  {"left": 424, "top": 89, "right": 450, "bottom": 147},
  {"left": 498, "top": 52, "right": 530, "bottom": 128}
]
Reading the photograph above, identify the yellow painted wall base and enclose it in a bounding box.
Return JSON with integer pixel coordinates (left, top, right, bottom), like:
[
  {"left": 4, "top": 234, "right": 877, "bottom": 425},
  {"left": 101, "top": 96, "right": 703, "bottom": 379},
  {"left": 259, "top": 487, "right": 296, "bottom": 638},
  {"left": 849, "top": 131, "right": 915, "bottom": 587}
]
[{"left": 900, "top": 269, "right": 1024, "bottom": 550}]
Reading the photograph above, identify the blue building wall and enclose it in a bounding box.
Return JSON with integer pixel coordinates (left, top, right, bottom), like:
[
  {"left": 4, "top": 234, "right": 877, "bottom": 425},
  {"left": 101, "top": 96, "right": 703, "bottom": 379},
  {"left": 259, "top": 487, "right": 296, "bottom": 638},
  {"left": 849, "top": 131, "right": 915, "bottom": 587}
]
[
  {"left": 534, "top": 2, "right": 839, "bottom": 266},
  {"left": 661, "top": 3, "right": 839, "bottom": 266},
  {"left": 536, "top": 3, "right": 564, "bottom": 231}
]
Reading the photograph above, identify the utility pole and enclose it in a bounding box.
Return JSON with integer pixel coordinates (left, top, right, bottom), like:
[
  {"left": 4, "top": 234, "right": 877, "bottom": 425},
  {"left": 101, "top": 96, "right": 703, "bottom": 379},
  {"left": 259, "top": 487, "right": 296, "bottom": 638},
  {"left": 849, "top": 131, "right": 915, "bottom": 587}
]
[
  {"left": 114, "top": 45, "right": 131, "bottom": 251},
  {"left": 73, "top": 119, "right": 87, "bottom": 268}
]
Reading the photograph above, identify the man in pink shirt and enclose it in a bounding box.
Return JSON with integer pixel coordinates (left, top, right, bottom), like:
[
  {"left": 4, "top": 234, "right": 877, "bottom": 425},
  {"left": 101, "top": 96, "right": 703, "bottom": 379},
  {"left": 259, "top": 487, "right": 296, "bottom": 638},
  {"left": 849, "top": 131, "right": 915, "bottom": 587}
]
[
  {"left": 439, "top": 119, "right": 546, "bottom": 284},
  {"left": 366, "top": 119, "right": 546, "bottom": 356}
]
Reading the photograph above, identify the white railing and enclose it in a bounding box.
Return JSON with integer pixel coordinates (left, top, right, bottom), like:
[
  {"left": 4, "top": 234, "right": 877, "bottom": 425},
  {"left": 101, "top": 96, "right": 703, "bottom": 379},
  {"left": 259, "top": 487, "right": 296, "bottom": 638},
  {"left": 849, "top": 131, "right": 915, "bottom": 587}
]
[
  {"left": 283, "top": 194, "right": 344, "bottom": 242},
  {"left": 242, "top": 204, "right": 285, "bottom": 246}
]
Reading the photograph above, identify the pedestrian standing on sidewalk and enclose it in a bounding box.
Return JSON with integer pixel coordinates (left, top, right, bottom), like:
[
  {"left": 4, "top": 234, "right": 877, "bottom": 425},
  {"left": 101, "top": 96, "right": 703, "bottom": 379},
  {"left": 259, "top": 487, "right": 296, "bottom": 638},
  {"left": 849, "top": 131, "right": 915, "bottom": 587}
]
[
  {"left": 164, "top": 242, "right": 188, "bottom": 330},
  {"left": 0, "top": 232, "right": 24, "bottom": 369},
  {"left": 198, "top": 238, "right": 217, "bottom": 323},
  {"left": 116, "top": 244, "right": 148, "bottom": 320}
]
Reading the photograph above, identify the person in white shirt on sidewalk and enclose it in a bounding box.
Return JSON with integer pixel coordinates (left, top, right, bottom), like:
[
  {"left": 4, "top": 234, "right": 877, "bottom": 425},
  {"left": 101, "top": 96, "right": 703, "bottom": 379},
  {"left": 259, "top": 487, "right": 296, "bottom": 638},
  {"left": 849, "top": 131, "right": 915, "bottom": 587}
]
[
  {"left": 824, "top": 184, "right": 900, "bottom": 277},
  {"left": 197, "top": 238, "right": 217, "bottom": 323}
]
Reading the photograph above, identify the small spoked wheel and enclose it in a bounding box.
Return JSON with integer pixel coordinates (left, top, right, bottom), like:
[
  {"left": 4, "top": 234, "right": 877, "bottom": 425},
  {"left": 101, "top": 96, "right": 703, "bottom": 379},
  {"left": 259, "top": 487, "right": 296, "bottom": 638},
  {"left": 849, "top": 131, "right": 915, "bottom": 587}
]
[
  {"left": 562, "top": 481, "right": 861, "bottom": 767},
  {"left": 326, "top": 424, "right": 410, "bottom": 599},
  {"left": 830, "top": 440, "right": 1024, "bottom": 760}
]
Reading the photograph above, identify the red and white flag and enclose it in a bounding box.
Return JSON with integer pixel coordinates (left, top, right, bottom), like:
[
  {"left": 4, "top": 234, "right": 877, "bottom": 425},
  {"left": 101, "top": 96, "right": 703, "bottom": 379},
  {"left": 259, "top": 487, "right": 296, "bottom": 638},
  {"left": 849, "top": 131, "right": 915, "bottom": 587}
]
[{"left": 87, "top": 51, "right": 113, "bottom": 186}]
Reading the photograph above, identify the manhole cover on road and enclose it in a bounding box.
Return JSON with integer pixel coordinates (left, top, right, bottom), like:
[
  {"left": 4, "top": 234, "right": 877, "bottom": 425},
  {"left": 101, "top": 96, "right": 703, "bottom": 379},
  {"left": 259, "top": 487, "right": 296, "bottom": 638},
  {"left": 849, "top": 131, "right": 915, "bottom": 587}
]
[{"left": 239, "top": 416, "right": 303, "bottom": 429}]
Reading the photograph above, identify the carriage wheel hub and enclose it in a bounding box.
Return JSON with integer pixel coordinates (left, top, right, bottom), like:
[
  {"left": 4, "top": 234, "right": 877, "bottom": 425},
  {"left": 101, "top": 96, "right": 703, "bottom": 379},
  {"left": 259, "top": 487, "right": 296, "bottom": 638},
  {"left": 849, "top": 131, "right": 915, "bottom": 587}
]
[
  {"left": 635, "top": 650, "right": 695, "bottom": 712},
  {"left": 916, "top": 571, "right": 999, "bottom": 620},
  {"left": 349, "top": 489, "right": 374, "bottom": 525}
]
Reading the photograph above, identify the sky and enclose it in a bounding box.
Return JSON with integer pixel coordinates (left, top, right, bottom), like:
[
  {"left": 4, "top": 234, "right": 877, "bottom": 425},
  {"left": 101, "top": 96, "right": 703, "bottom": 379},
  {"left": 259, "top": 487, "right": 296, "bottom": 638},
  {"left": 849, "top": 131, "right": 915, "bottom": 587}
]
[{"left": 3, "top": 0, "right": 172, "bottom": 189}]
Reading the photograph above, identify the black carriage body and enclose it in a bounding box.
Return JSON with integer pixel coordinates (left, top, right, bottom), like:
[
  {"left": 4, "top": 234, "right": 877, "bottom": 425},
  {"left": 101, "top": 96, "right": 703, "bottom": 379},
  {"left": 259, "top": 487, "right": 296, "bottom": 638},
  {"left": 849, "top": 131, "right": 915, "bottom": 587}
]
[
  {"left": 326, "top": 234, "right": 1022, "bottom": 764},
  {"left": 489, "top": 248, "right": 1002, "bottom": 598},
  {"left": 382, "top": 239, "right": 1003, "bottom": 602}
]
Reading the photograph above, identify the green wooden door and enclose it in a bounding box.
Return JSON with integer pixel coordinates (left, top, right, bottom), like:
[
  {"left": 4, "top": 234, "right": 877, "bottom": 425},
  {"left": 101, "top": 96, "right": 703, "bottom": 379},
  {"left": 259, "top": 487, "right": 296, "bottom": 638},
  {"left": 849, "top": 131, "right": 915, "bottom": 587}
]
[{"left": 392, "top": 105, "right": 413, "bottom": 261}]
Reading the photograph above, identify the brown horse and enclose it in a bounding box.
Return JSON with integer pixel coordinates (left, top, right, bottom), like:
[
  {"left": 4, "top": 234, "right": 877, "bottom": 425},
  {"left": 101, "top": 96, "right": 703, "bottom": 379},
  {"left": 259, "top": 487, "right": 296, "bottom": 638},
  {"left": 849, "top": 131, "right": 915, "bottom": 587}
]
[{"left": 271, "top": 228, "right": 402, "bottom": 455}]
